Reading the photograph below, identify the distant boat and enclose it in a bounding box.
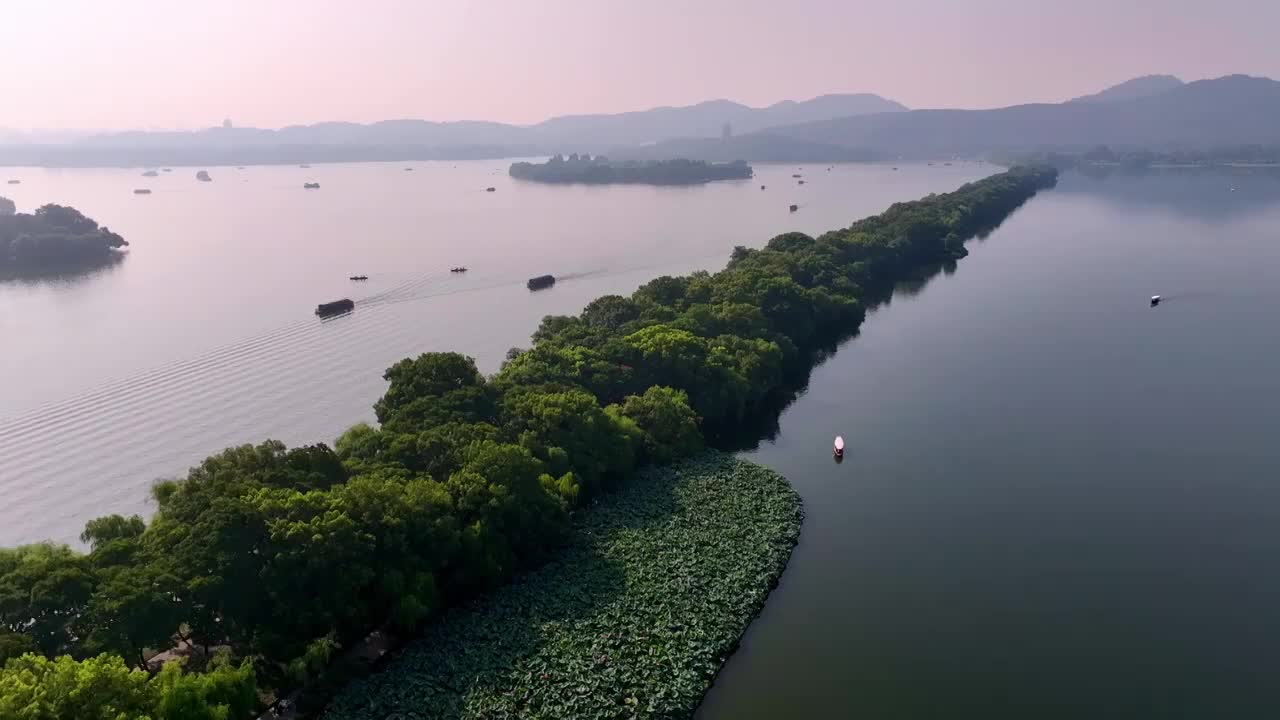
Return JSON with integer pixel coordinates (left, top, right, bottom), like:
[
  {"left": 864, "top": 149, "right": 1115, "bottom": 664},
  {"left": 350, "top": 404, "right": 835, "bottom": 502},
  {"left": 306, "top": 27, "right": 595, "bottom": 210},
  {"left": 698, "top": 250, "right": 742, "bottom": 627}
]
[
  {"left": 162, "top": 168, "right": 172, "bottom": 172},
  {"left": 404, "top": 167, "right": 414, "bottom": 172},
  {"left": 300, "top": 164, "right": 311, "bottom": 169},
  {"left": 833, "top": 435, "right": 845, "bottom": 458},
  {"left": 486, "top": 187, "right": 496, "bottom": 192},
  {"left": 892, "top": 167, "right": 899, "bottom": 171},
  {"left": 527, "top": 274, "right": 556, "bottom": 291},
  {"left": 141, "top": 170, "right": 159, "bottom": 177},
  {"left": 133, "top": 189, "right": 152, "bottom": 195},
  {"left": 791, "top": 174, "right": 802, "bottom": 178},
  {"left": 303, "top": 182, "right": 320, "bottom": 189},
  {"left": 316, "top": 299, "right": 355, "bottom": 317},
  {"left": 760, "top": 184, "right": 766, "bottom": 190},
  {"left": 195, "top": 170, "right": 212, "bottom": 182},
  {"left": 1150, "top": 295, "right": 1161, "bottom": 307},
  {"left": 789, "top": 204, "right": 798, "bottom": 212},
  {"left": 798, "top": 180, "right": 805, "bottom": 185},
  {"left": 349, "top": 275, "right": 368, "bottom": 281},
  {"left": 450, "top": 267, "right": 468, "bottom": 273},
  {"left": 5, "top": 179, "right": 19, "bottom": 185},
  {"left": 237, "top": 166, "right": 245, "bottom": 170}
]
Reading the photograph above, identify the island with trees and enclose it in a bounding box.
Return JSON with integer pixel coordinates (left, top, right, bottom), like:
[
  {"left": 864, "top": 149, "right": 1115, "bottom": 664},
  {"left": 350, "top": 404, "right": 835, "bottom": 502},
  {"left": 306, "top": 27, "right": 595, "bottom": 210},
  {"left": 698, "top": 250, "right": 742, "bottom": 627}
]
[
  {"left": 509, "top": 153, "right": 754, "bottom": 185},
  {"left": 0, "top": 201, "right": 129, "bottom": 278},
  {"left": 0, "top": 166, "right": 1057, "bottom": 718}
]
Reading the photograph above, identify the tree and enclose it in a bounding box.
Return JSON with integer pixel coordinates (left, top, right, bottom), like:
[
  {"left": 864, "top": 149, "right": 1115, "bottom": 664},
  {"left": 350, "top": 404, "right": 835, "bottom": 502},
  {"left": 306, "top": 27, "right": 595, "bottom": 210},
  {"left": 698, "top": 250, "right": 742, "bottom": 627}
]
[
  {"left": 0, "top": 653, "right": 156, "bottom": 719},
  {"left": 611, "top": 387, "right": 703, "bottom": 464}
]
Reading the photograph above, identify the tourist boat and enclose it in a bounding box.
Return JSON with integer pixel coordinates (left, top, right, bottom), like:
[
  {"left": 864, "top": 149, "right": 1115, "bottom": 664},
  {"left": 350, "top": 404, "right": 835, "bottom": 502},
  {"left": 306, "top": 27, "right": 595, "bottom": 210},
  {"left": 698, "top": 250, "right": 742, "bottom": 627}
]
[
  {"left": 316, "top": 299, "right": 355, "bottom": 316},
  {"left": 789, "top": 204, "right": 799, "bottom": 212},
  {"left": 833, "top": 435, "right": 845, "bottom": 458},
  {"left": 1150, "top": 295, "right": 1161, "bottom": 307},
  {"left": 527, "top": 274, "right": 556, "bottom": 291}
]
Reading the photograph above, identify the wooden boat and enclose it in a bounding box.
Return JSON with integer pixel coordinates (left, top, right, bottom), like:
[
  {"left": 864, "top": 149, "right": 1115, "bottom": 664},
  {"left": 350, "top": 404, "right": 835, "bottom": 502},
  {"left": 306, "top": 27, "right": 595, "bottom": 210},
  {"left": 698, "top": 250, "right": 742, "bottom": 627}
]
[
  {"left": 486, "top": 187, "right": 496, "bottom": 192},
  {"left": 348, "top": 275, "right": 368, "bottom": 281},
  {"left": 789, "top": 204, "right": 798, "bottom": 212},
  {"left": 316, "top": 299, "right": 355, "bottom": 316},
  {"left": 527, "top": 274, "right": 556, "bottom": 291}
]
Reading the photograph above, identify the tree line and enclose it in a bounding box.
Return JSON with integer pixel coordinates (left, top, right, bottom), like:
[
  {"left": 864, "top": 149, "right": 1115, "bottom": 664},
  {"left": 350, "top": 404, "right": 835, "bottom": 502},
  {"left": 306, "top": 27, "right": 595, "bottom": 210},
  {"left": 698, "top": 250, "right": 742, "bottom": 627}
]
[
  {"left": 509, "top": 154, "right": 754, "bottom": 184},
  {"left": 0, "top": 166, "right": 1057, "bottom": 718}
]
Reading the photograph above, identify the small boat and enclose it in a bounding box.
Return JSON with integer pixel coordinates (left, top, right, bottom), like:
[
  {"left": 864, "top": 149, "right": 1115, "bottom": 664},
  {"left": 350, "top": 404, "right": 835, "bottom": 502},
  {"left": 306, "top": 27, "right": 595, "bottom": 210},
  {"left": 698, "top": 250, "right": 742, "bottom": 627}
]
[
  {"left": 133, "top": 189, "right": 152, "bottom": 195},
  {"left": 760, "top": 185, "right": 766, "bottom": 190},
  {"left": 450, "top": 267, "right": 468, "bottom": 273},
  {"left": 141, "top": 170, "right": 159, "bottom": 177},
  {"left": 316, "top": 298, "right": 355, "bottom": 316},
  {"left": 300, "top": 164, "right": 311, "bottom": 169},
  {"left": 404, "top": 167, "right": 414, "bottom": 172},
  {"left": 527, "top": 274, "right": 556, "bottom": 291},
  {"left": 1150, "top": 295, "right": 1161, "bottom": 307},
  {"left": 798, "top": 180, "right": 805, "bottom": 185},
  {"left": 5, "top": 179, "right": 19, "bottom": 185},
  {"left": 349, "top": 275, "right": 368, "bottom": 281},
  {"left": 195, "top": 170, "right": 212, "bottom": 182},
  {"left": 833, "top": 435, "right": 845, "bottom": 458},
  {"left": 485, "top": 187, "right": 496, "bottom": 192},
  {"left": 791, "top": 174, "right": 802, "bottom": 178},
  {"left": 789, "top": 204, "right": 799, "bottom": 212},
  {"left": 892, "top": 167, "right": 899, "bottom": 171},
  {"left": 303, "top": 182, "right": 320, "bottom": 189},
  {"left": 162, "top": 168, "right": 172, "bottom": 172}
]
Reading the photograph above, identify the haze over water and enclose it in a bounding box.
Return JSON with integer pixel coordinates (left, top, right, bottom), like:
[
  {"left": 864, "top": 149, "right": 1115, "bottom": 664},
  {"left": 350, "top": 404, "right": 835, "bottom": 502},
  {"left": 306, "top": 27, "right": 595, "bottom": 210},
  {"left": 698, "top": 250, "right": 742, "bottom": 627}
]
[{"left": 0, "top": 160, "right": 985, "bottom": 546}]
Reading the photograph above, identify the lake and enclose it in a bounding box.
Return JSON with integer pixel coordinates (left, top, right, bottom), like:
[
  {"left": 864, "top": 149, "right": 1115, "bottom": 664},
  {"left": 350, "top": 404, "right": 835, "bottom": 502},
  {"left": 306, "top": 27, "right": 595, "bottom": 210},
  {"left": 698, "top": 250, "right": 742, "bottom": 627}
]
[
  {"left": 5, "top": 162, "right": 1278, "bottom": 717},
  {"left": 700, "top": 167, "right": 1280, "bottom": 718},
  {"left": 0, "top": 160, "right": 987, "bottom": 546}
]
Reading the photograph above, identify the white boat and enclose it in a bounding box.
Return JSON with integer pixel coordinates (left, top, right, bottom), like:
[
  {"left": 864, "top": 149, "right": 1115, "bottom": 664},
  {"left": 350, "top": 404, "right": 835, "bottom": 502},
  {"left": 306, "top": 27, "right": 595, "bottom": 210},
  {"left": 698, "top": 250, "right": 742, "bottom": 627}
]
[
  {"left": 833, "top": 435, "right": 845, "bottom": 457},
  {"left": 1150, "top": 295, "right": 1161, "bottom": 307}
]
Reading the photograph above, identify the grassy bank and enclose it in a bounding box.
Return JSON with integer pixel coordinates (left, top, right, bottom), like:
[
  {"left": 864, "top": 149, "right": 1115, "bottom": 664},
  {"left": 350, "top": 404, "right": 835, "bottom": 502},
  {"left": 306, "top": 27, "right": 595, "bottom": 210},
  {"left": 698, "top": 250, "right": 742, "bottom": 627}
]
[{"left": 324, "top": 453, "right": 801, "bottom": 719}]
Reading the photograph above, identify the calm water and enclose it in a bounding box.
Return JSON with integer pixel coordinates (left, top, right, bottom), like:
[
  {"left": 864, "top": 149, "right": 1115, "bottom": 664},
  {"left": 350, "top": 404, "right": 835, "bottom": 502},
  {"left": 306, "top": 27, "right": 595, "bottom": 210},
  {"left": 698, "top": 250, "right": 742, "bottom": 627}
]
[
  {"left": 700, "top": 169, "right": 1280, "bottom": 718},
  {"left": 0, "top": 160, "right": 986, "bottom": 545}
]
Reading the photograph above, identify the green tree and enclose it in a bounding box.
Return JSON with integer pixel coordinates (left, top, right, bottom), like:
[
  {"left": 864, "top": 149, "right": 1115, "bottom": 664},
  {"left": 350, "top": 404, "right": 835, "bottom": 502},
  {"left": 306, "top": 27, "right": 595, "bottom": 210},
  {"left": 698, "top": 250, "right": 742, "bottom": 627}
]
[{"left": 611, "top": 387, "right": 703, "bottom": 464}]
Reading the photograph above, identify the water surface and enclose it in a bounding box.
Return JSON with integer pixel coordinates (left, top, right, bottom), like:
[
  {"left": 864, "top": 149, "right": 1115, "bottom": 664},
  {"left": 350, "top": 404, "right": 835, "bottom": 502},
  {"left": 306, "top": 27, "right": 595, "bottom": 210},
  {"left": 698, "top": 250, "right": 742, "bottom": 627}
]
[{"left": 700, "top": 168, "right": 1280, "bottom": 719}]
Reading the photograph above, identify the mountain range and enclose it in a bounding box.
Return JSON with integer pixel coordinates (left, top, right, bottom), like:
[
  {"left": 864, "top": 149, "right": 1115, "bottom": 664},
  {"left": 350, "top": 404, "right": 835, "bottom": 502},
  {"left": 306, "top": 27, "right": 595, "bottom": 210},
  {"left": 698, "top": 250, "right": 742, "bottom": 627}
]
[{"left": 3, "top": 75, "right": 1279, "bottom": 166}]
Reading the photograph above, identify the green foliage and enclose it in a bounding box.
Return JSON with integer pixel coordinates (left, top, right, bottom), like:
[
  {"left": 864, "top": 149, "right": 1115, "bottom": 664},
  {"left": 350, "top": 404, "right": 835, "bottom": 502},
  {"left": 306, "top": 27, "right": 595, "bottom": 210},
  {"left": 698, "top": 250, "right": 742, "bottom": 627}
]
[
  {"left": 323, "top": 453, "right": 802, "bottom": 720},
  {"left": 0, "top": 204, "right": 129, "bottom": 275},
  {"left": 611, "top": 386, "right": 703, "bottom": 464}
]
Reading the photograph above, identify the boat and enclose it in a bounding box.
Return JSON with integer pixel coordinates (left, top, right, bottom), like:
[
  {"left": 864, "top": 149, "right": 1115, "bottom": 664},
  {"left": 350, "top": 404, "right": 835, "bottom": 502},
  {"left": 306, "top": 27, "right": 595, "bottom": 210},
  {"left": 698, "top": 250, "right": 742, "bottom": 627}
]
[
  {"left": 195, "top": 170, "right": 212, "bottom": 182},
  {"left": 527, "top": 274, "right": 556, "bottom": 291},
  {"left": 299, "top": 164, "right": 311, "bottom": 169},
  {"left": 761, "top": 185, "right": 766, "bottom": 190},
  {"left": 141, "top": 170, "right": 159, "bottom": 177},
  {"left": 316, "top": 299, "right": 355, "bottom": 316},
  {"left": 5, "top": 179, "right": 19, "bottom": 185},
  {"left": 404, "top": 167, "right": 414, "bottom": 172},
  {"left": 789, "top": 204, "right": 799, "bottom": 212},
  {"left": 798, "top": 180, "right": 805, "bottom": 185},
  {"left": 833, "top": 435, "right": 845, "bottom": 458},
  {"left": 133, "top": 189, "right": 152, "bottom": 195},
  {"left": 1150, "top": 295, "right": 1161, "bottom": 307},
  {"left": 303, "top": 182, "right": 320, "bottom": 189},
  {"left": 162, "top": 168, "right": 172, "bottom": 172},
  {"left": 486, "top": 187, "right": 496, "bottom": 192},
  {"left": 791, "top": 174, "right": 802, "bottom": 178},
  {"left": 450, "top": 267, "right": 468, "bottom": 273},
  {"left": 349, "top": 275, "right": 368, "bottom": 281}
]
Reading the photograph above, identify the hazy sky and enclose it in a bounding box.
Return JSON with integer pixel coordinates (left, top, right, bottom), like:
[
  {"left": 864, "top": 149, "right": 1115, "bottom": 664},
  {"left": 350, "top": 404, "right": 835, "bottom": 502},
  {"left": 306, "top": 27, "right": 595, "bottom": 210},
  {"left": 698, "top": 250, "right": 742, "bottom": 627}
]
[{"left": 2, "top": 0, "right": 1277, "bottom": 130}]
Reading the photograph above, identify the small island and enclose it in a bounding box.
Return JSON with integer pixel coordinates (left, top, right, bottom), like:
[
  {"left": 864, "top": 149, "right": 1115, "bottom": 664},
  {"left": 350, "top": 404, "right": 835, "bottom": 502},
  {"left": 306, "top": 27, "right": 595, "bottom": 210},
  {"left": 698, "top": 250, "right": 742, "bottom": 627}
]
[
  {"left": 195, "top": 170, "right": 212, "bottom": 182},
  {"left": 510, "top": 153, "right": 753, "bottom": 185},
  {"left": 304, "top": 182, "right": 320, "bottom": 189},
  {"left": 0, "top": 200, "right": 129, "bottom": 277}
]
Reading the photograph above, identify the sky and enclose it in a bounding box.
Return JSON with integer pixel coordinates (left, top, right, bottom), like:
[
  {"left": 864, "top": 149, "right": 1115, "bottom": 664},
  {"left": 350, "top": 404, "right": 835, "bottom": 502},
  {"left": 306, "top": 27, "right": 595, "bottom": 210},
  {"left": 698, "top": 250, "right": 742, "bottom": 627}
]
[{"left": 2, "top": 0, "right": 1278, "bottom": 131}]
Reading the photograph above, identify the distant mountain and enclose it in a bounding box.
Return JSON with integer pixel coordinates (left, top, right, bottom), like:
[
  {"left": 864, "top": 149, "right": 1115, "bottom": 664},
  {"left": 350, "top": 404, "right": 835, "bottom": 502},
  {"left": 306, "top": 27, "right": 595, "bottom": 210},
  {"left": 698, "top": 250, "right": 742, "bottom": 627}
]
[
  {"left": 1069, "top": 75, "right": 1184, "bottom": 103},
  {"left": 530, "top": 94, "right": 905, "bottom": 147},
  {"left": 0, "top": 93, "right": 905, "bottom": 167},
  {"left": 764, "top": 75, "right": 1280, "bottom": 156}
]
